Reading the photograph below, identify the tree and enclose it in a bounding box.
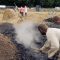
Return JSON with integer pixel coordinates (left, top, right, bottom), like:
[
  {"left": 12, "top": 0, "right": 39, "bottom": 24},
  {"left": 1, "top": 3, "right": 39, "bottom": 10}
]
[
  {"left": 0, "top": 0, "right": 60, "bottom": 7},
  {"left": 0, "top": 0, "right": 15, "bottom": 5},
  {"left": 55, "top": 0, "right": 60, "bottom": 6},
  {"left": 44, "top": 0, "right": 55, "bottom": 7}
]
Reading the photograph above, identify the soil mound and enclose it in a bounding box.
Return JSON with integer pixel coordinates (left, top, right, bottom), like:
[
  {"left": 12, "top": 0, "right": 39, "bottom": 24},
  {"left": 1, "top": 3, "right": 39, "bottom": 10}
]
[
  {"left": 3, "top": 9, "right": 16, "bottom": 20},
  {"left": 0, "top": 33, "right": 17, "bottom": 60}
]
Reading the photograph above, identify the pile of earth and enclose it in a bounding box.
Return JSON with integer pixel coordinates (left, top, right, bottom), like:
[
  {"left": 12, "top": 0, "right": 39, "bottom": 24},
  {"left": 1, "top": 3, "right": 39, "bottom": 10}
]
[
  {"left": 0, "top": 22, "right": 48, "bottom": 60},
  {"left": 2, "top": 9, "right": 21, "bottom": 24},
  {"left": 0, "top": 33, "right": 17, "bottom": 60},
  {"left": 3, "top": 9, "right": 16, "bottom": 20},
  {"left": 0, "top": 20, "right": 59, "bottom": 60},
  {"left": 45, "top": 16, "right": 60, "bottom": 28}
]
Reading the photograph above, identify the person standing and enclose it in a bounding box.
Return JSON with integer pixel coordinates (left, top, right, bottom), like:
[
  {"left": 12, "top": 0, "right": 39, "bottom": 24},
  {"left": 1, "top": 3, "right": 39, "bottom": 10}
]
[
  {"left": 24, "top": 6, "right": 28, "bottom": 16},
  {"left": 19, "top": 6, "right": 24, "bottom": 16}
]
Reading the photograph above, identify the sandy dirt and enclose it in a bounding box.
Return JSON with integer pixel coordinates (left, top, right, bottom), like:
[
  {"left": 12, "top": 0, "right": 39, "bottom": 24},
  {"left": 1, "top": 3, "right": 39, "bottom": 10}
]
[{"left": 0, "top": 9, "right": 60, "bottom": 25}]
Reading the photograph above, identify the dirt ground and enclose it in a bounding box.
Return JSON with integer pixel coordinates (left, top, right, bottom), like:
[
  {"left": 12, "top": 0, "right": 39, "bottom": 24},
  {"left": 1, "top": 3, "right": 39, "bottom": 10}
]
[
  {"left": 0, "top": 8, "right": 60, "bottom": 24},
  {"left": 0, "top": 8, "right": 60, "bottom": 60}
]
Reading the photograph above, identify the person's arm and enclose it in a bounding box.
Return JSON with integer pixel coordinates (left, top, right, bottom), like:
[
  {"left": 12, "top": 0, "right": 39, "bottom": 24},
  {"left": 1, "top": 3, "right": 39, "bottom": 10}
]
[{"left": 39, "top": 40, "right": 51, "bottom": 53}]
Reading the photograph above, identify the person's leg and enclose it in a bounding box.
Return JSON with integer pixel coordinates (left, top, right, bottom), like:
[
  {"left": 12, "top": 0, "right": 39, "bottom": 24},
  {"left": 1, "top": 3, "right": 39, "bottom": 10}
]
[
  {"left": 20, "top": 12, "right": 23, "bottom": 16},
  {"left": 25, "top": 13, "right": 27, "bottom": 16},
  {"left": 21, "top": 12, "right": 23, "bottom": 16}
]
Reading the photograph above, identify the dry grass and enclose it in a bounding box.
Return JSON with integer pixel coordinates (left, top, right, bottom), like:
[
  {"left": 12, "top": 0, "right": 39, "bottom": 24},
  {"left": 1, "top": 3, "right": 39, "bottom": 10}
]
[
  {"left": 0, "top": 9, "right": 21, "bottom": 24},
  {"left": 22, "top": 12, "right": 60, "bottom": 24},
  {"left": 3, "top": 9, "right": 15, "bottom": 20},
  {"left": 0, "top": 8, "right": 60, "bottom": 24}
]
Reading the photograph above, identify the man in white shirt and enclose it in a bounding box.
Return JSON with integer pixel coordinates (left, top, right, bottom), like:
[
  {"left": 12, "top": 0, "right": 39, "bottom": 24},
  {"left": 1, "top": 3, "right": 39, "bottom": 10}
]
[{"left": 38, "top": 24, "right": 60, "bottom": 58}]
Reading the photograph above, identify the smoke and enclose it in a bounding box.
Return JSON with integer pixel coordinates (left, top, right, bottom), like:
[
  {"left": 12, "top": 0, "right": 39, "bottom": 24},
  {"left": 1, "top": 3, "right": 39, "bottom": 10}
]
[
  {"left": 14, "top": 21, "right": 48, "bottom": 60},
  {"left": 14, "top": 21, "right": 43, "bottom": 49},
  {"left": 0, "top": 22, "right": 48, "bottom": 60}
]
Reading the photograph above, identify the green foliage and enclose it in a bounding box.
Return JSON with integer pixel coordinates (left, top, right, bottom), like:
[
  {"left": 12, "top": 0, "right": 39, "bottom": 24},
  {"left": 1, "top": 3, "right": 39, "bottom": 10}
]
[
  {"left": 44, "top": 0, "right": 55, "bottom": 7},
  {"left": 0, "top": 0, "right": 60, "bottom": 7},
  {"left": 55, "top": 0, "right": 60, "bottom": 6},
  {"left": 23, "top": 0, "right": 29, "bottom": 3},
  {"left": 0, "top": 0, "right": 15, "bottom": 5}
]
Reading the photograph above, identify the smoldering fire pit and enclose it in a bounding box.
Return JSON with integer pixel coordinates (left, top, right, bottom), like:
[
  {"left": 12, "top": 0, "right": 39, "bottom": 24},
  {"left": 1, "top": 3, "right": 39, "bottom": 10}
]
[
  {"left": 0, "top": 21, "right": 59, "bottom": 60},
  {"left": 0, "top": 22, "right": 48, "bottom": 60}
]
